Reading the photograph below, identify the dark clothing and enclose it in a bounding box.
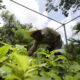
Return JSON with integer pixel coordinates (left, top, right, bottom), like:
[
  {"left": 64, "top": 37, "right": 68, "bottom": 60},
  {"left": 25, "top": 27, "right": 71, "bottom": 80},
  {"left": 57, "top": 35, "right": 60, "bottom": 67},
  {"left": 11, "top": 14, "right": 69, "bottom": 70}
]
[
  {"left": 28, "top": 27, "right": 62, "bottom": 56},
  {"left": 41, "top": 27, "right": 60, "bottom": 45},
  {"left": 45, "top": 39, "right": 62, "bottom": 51},
  {"left": 58, "top": 39, "right": 63, "bottom": 49}
]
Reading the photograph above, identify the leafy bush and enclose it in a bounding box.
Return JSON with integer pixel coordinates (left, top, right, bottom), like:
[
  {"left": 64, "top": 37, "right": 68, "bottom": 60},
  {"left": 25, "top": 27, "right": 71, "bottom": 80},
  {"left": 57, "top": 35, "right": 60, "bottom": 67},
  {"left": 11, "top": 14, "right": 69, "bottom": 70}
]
[{"left": 0, "top": 41, "right": 80, "bottom": 80}]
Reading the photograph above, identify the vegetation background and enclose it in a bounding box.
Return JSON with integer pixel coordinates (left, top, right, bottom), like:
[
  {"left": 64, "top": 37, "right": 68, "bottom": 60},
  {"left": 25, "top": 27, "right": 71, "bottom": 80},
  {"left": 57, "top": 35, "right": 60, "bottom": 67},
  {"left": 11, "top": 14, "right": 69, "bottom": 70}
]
[{"left": 0, "top": 0, "right": 80, "bottom": 80}]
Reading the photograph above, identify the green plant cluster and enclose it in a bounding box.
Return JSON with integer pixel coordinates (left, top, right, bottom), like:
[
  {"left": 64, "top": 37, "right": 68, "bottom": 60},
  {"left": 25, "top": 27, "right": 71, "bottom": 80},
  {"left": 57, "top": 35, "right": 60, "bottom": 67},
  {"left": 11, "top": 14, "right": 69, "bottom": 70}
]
[
  {"left": 0, "top": 41, "right": 80, "bottom": 80},
  {"left": 0, "top": 11, "right": 33, "bottom": 49},
  {"left": 0, "top": 10, "right": 80, "bottom": 80}
]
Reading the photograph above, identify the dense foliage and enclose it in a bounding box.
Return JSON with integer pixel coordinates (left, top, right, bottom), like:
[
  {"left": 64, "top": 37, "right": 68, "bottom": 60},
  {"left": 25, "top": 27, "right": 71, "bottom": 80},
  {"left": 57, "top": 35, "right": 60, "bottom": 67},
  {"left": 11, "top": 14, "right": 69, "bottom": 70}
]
[
  {"left": 0, "top": 41, "right": 80, "bottom": 80},
  {"left": 0, "top": 11, "right": 33, "bottom": 49},
  {"left": 0, "top": 20, "right": 80, "bottom": 80},
  {"left": 0, "top": 10, "right": 80, "bottom": 80}
]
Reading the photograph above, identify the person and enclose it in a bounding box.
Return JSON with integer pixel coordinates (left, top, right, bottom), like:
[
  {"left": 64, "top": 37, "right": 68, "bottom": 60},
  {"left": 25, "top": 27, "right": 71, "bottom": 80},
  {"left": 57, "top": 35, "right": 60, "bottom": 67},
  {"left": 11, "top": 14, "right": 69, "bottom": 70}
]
[{"left": 27, "top": 27, "right": 62, "bottom": 56}]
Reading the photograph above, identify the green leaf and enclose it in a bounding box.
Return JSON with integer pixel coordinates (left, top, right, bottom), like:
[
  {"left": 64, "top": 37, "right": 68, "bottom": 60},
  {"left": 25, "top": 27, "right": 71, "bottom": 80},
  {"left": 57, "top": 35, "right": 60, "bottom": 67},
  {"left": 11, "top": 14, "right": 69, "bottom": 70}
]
[
  {"left": 50, "top": 49, "right": 66, "bottom": 55},
  {"left": 24, "top": 63, "right": 46, "bottom": 77},
  {"left": 39, "top": 71, "right": 51, "bottom": 80},
  {"left": 6, "top": 74, "right": 21, "bottom": 80},
  {"left": 13, "top": 53, "right": 30, "bottom": 71},
  {"left": 0, "top": 45, "right": 10, "bottom": 58},
  {"left": 0, "top": 65, "right": 12, "bottom": 78},
  {"left": 63, "top": 75, "right": 73, "bottom": 80},
  {"left": 51, "top": 73, "right": 61, "bottom": 80},
  {"left": 49, "top": 70, "right": 61, "bottom": 80},
  {"left": 40, "top": 71, "right": 61, "bottom": 80},
  {"left": 54, "top": 55, "right": 67, "bottom": 62},
  {"left": 0, "top": 41, "right": 6, "bottom": 45},
  {"left": 37, "top": 52, "right": 50, "bottom": 57},
  {"left": 15, "top": 45, "right": 27, "bottom": 55},
  {"left": 6, "top": 63, "right": 25, "bottom": 78},
  {"left": 0, "top": 56, "right": 8, "bottom": 63},
  {"left": 73, "top": 73, "right": 80, "bottom": 80},
  {"left": 69, "top": 64, "right": 80, "bottom": 73}
]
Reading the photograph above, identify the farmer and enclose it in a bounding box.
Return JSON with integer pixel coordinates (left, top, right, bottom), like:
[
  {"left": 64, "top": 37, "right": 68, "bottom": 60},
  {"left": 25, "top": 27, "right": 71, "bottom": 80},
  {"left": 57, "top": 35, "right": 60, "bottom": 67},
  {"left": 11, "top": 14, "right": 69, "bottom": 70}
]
[{"left": 27, "top": 27, "right": 62, "bottom": 56}]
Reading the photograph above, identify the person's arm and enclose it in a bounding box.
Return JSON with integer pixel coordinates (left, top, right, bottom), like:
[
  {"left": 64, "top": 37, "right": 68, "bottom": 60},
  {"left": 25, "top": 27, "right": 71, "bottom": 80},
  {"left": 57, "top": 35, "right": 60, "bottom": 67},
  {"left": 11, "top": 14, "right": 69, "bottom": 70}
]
[{"left": 28, "top": 41, "right": 39, "bottom": 56}]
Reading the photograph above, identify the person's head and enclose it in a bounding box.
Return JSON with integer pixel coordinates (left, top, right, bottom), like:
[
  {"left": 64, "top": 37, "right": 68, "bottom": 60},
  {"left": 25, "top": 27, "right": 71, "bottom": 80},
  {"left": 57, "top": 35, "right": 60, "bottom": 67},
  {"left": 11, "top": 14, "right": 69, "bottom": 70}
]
[{"left": 27, "top": 28, "right": 42, "bottom": 41}]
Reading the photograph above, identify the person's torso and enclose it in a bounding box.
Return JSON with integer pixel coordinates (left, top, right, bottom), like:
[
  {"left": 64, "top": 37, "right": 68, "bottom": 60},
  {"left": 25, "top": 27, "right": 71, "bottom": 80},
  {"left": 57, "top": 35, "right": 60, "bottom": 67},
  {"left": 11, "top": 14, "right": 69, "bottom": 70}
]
[{"left": 40, "top": 27, "right": 60, "bottom": 46}]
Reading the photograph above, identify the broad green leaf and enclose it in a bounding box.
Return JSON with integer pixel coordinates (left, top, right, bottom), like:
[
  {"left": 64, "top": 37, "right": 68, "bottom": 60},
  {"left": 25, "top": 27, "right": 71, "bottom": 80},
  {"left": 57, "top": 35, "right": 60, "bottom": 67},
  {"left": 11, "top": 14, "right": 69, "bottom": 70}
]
[
  {"left": 54, "top": 55, "right": 67, "bottom": 62},
  {"left": 15, "top": 45, "right": 27, "bottom": 55},
  {"left": 0, "top": 56, "right": 8, "bottom": 63},
  {"left": 73, "top": 73, "right": 80, "bottom": 80},
  {"left": 34, "top": 48, "right": 50, "bottom": 57},
  {"left": 50, "top": 49, "right": 66, "bottom": 54},
  {"left": 0, "top": 41, "right": 6, "bottom": 45},
  {"left": 69, "top": 64, "right": 80, "bottom": 73},
  {"left": 37, "top": 52, "right": 50, "bottom": 57},
  {"left": 27, "top": 63, "right": 46, "bottom": 70},
  {"left": 0, "top": 45, "right": 10, "bottom": 58},
  {"left": 51, "top": 74, "right": 61, "bottom": 80},
  {"left": 6, "top": 74, "right": 21, "bottom": 80},
  {"left": 0, "top": 65, "right": 12, "bottom": 77},
  {"left": 40, "top": 71, "right": 61, "bottom": 80},
  {"left": 49, "top": 70, "right": 61, "bottom": 80},
  {"left": 25, "top": 75, "right": 39, "bottom": 80},
  {"left": 63, "top": 75, "right": 73, "bottom": 80},
  {"left": 13, "top": 53, "right": 30, "bottom": 71},
  {"left": 38, "top": 76, "right": 51, "bottom": 80},
  {"left": 5, "top": 63, "right": 24, "bottom": 79},
  {"left": 39, "top": 71, "right": 51, "bottom": 80},
  {"left": 24, "top": 63, "right": 46, "bottom": 77}
]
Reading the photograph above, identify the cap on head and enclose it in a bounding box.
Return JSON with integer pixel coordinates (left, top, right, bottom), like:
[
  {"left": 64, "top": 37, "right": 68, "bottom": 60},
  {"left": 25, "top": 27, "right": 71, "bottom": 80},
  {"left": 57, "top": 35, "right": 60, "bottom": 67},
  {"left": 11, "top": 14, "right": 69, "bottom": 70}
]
[{"left": 27, "top": 27, "right": 38, "bottom": 36}]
